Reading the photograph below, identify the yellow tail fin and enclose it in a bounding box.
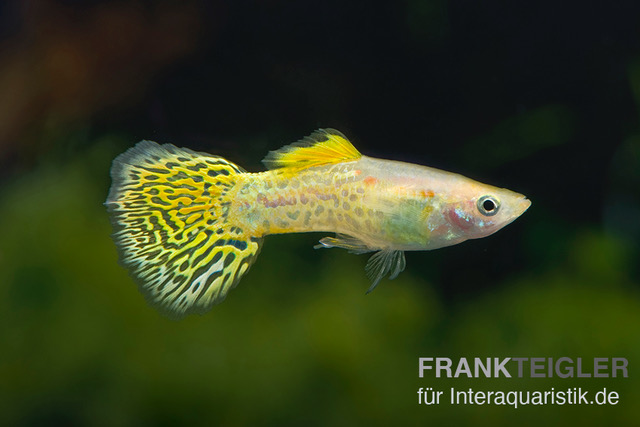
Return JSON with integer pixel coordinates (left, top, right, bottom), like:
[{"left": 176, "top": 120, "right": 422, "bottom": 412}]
[{"left": 106, "top": 141, "right": 262, "bottom": 318}]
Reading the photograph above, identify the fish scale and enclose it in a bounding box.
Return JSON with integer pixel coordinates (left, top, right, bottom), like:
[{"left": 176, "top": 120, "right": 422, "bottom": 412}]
[
  {"left": 233, "top": 163, "right": 371, "bottom": 239},
  {"left": 106, "top": 128, "right": 530, "bottom": 317}
]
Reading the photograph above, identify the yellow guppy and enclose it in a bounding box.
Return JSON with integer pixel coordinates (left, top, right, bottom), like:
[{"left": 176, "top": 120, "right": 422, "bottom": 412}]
[{"left": 106, "top": 129, "right": 531, "bottom": 317}]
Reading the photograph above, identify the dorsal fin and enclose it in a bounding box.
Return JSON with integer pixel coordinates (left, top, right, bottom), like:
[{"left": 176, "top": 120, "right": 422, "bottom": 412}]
[{"left": 262, "top": 128, "right": 362, "bottom": 170}]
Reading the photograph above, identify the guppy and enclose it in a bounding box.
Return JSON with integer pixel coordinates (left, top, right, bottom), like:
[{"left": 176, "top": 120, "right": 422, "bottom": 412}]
[{"left": 107, "top": 129, "right": 531, "bottom": 317}]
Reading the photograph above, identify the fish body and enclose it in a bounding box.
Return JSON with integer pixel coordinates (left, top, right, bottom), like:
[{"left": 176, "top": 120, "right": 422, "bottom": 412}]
[{"left": 106, "top": 129, "right": 530, "bottom": 317}]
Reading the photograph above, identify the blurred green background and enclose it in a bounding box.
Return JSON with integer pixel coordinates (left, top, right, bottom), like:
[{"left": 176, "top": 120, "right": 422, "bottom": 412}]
[{"left": 0, "top": 1, "right": 639, "bottom": 425}]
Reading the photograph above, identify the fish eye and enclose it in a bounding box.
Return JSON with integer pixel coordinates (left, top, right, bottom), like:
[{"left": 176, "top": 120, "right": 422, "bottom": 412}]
[{"left": 477, "top": 195, "right": 500, "bottom": 216}]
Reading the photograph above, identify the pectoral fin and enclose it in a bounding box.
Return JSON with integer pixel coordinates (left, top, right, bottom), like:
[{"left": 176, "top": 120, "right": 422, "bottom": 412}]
[{"left": 364, "top": 249, "right": 406, "bottom": 293}]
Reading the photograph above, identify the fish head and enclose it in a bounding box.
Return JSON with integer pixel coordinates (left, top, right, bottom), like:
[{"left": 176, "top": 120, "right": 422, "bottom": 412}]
[{"left": 441, "top": 180, "right": 531, "bottom": 241}]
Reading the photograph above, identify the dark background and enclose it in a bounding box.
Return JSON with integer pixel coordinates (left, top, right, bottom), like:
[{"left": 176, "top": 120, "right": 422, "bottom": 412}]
[{"left": 0, "top": 1, "right": 639, "bottom": 425}]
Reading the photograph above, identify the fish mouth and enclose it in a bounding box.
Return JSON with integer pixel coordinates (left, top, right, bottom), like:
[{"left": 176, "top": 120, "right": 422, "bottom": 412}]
[{"left": 516, "top": 196, "right": 532, "bottom": 217}]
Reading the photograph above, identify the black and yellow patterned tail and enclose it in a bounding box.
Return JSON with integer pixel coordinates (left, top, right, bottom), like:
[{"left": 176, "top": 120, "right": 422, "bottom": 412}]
[{"left": 106, "top": 141, "right": 262, "bottom": 318}]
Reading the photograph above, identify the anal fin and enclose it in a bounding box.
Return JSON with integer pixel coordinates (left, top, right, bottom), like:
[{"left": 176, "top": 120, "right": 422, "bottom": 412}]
[
  {"left": 315, "top": 234, "right": 406, "bottom": 293},
  {"left": 314, "top": 233, "right": 373, "bottom": 254}
]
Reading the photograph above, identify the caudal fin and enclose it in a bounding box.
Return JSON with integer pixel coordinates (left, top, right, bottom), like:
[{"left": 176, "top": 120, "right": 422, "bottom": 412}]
[{"left": 106, "top": 141, "right": 262, "bottom": 318}]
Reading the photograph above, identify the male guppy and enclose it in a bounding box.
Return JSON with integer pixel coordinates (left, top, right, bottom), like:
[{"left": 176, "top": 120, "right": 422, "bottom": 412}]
[{"left": 107, "top": 129, "right": 531, "bottom": 317}]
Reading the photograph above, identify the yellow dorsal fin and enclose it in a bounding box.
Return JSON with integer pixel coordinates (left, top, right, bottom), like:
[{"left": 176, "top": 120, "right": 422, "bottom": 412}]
[{"left": 262, "top": 128, "right": 362, "bottom": 170}]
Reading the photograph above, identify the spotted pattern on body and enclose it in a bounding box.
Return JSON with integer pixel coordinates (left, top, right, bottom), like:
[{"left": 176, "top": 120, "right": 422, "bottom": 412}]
[{"left": 233, "top": 162, "right": 377, "bottom": 237}]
